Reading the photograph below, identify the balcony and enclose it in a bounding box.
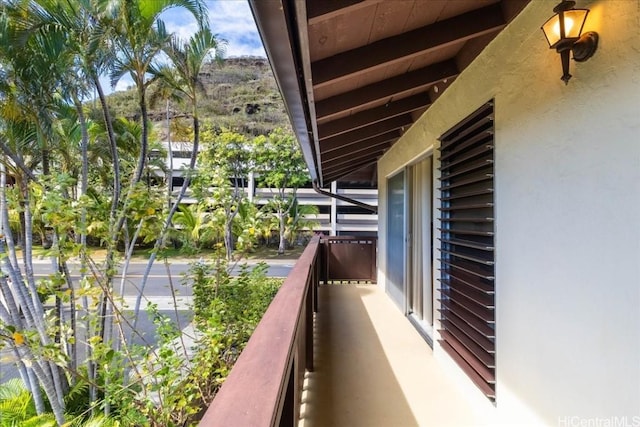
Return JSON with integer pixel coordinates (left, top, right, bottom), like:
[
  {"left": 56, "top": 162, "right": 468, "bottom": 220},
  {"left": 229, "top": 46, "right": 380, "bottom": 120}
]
[{"left": 199, "top": 236, "right": 483, "bottom": 426}]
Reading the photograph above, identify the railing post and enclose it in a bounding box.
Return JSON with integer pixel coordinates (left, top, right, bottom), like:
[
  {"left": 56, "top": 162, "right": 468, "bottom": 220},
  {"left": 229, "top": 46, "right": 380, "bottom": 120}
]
[
  {"left": 320, "top": 237, "right": 327, "bottom": 284},
  {"left": 371, "top": 238, "right": 377, "bottom": 282},
  {"left": 198, "top": 236, "right": 321, "bottom": 427},
  {"left": 306, "top": 275, "right": 314, "bottom": 372},
  {"left": 279, "top": 365, "right": 295, "bottom": 427}
]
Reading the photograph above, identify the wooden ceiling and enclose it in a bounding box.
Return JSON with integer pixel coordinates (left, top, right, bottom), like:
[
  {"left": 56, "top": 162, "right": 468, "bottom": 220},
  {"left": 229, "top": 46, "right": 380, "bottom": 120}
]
[{"left": 249, "top": 0, "right": 530, "bottom": 186}]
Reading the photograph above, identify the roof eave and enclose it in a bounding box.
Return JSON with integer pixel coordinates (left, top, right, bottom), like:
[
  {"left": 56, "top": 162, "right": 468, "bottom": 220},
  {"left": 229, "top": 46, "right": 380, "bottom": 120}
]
[{"left": 248, "top": 0, "right": 320, "bottom": 185}]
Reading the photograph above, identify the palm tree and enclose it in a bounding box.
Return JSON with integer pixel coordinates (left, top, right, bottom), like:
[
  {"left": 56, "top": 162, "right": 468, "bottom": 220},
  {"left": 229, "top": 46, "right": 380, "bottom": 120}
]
[
  {"left": 172, "top": 203, "right": 216, "bottom": 251},
  {"left": 109, "top": 0, "right": 209, "bottom": 185},
  {"left": 0, "top": 6, "right": 72, "bottom": 422},
  {"left": 285, "top": 198, "right": 320, "bottom": 245},
  {"left": 131, "top": 26, "right": 225, "bottom": 333},
  {"left": 0, "top": 0, "right": 211, "bottom": 420}
]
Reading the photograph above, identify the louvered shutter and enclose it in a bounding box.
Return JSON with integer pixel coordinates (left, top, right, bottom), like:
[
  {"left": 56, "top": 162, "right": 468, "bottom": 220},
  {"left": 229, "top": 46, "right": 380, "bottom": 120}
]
[{"left": 438, "top": 101, "right": 496, "bottom": 401}]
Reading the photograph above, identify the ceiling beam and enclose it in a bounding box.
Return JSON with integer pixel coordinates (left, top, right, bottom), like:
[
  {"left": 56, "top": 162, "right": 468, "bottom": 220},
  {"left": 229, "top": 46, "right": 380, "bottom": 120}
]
[
  {"left": 322, "top": 150, "right": 384, "bottom": 173},
  {"left": 322, "top": 148, "right": 386, "bottom": 170},
  {"left": 307, "top": 0, "right": 385, "bottom": 25},
  {"left": 322, "top": 157, "right": 378, "bottom": 179},
  {"left": 324, "top": 162, "right": 377, "bottom": 184},
  {"left": 318, "top": 93, "right": 430, "bottom": 140},
  {"left": 337, "top": 165, "right": 377, "bottom": 184},
  {"left": 320, "top": 114, "right": 412, "bottom": 152},
  {"left": 312, "top": 3, "right": 505, "bottom": 88},
  {"left": 322, "top": 130, "right": 398, "bottom": 162},
  {"left": 315, "top": 60, "right": 458, "bottom": 121},
  {"left": 322, "top": 146, "right": 389, "bottom": 169}
]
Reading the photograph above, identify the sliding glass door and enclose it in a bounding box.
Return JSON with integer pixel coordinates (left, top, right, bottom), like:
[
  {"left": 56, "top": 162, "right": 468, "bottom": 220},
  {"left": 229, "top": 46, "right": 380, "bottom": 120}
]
[
  {"left": 408, "top": 157, "right": 434, "bottom": 339},
  {"left": 386, "top": 171, "right": 406, "bottom": 307},
  {"left": 386, "top": 158, "right": 434, "bottom": 340}
]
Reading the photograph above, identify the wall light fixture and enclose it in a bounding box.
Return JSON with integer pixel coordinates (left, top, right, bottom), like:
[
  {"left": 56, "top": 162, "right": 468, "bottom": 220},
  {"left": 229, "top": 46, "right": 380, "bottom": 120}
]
[{"left": 541, "top": 0, "right": 599, "bottom": 84}]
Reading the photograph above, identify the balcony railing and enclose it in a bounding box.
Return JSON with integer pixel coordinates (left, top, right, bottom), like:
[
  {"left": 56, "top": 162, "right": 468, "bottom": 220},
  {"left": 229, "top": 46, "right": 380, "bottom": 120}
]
[{"left": 199, "top": 236, "right": 377, "bottom": 426}]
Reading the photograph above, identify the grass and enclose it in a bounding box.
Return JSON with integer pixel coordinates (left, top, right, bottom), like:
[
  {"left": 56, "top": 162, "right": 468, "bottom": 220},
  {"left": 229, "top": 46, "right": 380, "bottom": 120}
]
[{"left": 241, "top": 244, "right": 306, "bottom": 261}]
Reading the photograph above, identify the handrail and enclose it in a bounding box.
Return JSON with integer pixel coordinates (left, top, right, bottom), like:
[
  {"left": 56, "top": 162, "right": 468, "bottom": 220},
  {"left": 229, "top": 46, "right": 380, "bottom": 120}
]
[
  {"left": 199, "top": 235, "right": 320, "bottom": 427},
  {"left": 312, "top": 180, "right": 378, "bottom": 213}
]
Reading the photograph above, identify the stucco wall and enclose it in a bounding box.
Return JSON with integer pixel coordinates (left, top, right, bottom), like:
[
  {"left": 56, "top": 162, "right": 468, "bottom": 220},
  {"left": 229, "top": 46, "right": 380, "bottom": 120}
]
[{"left": 377, "top": 0, "right": 640, "bottom": 423}]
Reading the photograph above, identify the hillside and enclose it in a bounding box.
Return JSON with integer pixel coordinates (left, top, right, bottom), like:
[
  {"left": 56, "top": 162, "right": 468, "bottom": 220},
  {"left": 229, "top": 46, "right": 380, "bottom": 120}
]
[{"left": 106, "top": 56, "right": 291, "bottom": 139}]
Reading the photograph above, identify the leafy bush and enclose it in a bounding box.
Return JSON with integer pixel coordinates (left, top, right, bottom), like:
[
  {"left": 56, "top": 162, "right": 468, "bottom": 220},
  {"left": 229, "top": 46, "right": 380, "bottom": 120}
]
[{"left": 104, "top": 258, "right": 283, "bottom": 426}]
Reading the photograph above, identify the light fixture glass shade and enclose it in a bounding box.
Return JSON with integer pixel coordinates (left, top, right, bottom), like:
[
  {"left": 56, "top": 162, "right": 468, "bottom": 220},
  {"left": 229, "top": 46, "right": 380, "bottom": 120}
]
[{"left": 541, "top": 8, "right": 589, "bottom": 48}]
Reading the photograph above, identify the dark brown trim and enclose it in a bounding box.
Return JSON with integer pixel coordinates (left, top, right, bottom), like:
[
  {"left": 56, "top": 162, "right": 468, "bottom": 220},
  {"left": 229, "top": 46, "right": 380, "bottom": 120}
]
[
  {"left": 322, "top": 149, "right": 386, "bottom": 171},
  {"left": 248, "top": 0, "right": 320, "bottom": 183},
  {"left": 312, "top": 4, "right": 505, "bottom": 88},
  {"left": 327, "top": 155, "right": 378, "bottom": 176},
  {"left": 315, "top": 60, "right": 459, "bottom": 120},
  {"left": 322, "top": 131, "right": 397, "bottom": 162},
  {"left": 319, "top": 114, "right": 411, "bottom": 152},
  {"left": 312, "top": 180, "right": 378, "bottom": 213},
  {"left": 307, "top": 0, "right": 384, "bottom": 25},
  {"left": 438, "top": 100, "right": 496, "bottom": 402},
  {"left": 318, "top": 94, "right": 430, "bottom": 140},
  {"left": 323, "top": 167, "right": 372, "bottom": 183},
  {"left": 199, "top": 236, "right": 320, "bottom": 426}
]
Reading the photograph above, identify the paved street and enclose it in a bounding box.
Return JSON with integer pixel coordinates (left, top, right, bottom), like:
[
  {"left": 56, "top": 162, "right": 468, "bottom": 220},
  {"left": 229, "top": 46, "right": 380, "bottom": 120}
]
[
  {"left": 29, "top": 259, "right": 294, "bottom": 295},
  {"left": 0, "top": 258, "right": 293, "bottom": 382}
]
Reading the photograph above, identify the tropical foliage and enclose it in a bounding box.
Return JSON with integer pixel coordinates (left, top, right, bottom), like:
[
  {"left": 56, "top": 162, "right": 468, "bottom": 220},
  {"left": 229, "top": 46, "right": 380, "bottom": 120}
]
[
  {"left": 254, "top": 128, "right": 312, "bottom": 253},
  {"left": 0, "top": 0, "right": 312, "bottom": 425}
]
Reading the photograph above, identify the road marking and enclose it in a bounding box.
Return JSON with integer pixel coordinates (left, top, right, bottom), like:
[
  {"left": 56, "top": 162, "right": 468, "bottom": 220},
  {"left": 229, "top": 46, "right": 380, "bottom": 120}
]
[
  {"left": 32, "top": 274, "right": 172, "bottom": 278},
  {"left": 120, "top": 296, "right": 193, "bottom": 310}
]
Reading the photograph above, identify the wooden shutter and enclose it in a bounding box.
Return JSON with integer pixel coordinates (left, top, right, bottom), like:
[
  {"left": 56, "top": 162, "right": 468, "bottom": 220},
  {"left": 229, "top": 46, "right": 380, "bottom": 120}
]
[{"left": 438, "top": 101, "right": 496, "bottom": 401}]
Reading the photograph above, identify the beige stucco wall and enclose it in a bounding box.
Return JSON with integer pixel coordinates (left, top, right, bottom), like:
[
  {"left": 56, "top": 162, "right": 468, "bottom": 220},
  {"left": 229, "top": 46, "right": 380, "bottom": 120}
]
[{"left": 377, "top": 0, "right": 640, "bottom": 423}]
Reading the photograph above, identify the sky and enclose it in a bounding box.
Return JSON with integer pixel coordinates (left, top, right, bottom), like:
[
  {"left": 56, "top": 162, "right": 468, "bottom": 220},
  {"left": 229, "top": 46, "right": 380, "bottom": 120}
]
[{"left": 112, "top": 0, "right": 265, "bottom": 92}]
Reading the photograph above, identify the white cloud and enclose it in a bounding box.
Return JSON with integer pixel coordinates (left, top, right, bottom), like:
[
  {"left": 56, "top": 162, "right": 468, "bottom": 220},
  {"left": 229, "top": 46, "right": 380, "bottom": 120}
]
[
  {"left": 97, "top": 74, "right": 134, "bottom": 94},
  {"left": 95, "top": 1, "right": 264, "bottom": 96},
  {"left": 165, "top": 17, "right": 199, "bottom": 42},
  {"left": 162, "top": 0, "right": 265, "bottom": 58},
  {"left": 206, "top": 0, "right": 265, "bottom": 57},
  {"left": 114, "top": 75, "right": 135, "bottom": 92}
]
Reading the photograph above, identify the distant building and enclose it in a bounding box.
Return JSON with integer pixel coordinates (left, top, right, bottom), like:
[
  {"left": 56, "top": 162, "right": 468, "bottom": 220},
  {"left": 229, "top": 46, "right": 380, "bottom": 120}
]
[{"left": 154, "top": 141, "right": 378, "bottom": 236}]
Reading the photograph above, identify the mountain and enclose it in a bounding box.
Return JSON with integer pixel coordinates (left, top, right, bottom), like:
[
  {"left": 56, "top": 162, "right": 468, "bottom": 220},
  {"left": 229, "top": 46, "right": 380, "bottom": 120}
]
[{"left": 106, "top": 56, "right": 291, "bottom": 139}]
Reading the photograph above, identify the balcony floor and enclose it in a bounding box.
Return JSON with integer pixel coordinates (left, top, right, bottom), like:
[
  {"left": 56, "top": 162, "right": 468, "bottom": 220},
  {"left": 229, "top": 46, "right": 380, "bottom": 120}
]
[{"left": 299, "top": 284, "right": 485, "bottom": 427}]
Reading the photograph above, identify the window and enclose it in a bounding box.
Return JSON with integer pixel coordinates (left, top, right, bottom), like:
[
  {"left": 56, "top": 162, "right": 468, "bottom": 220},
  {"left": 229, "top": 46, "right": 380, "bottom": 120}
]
[
  {"left": 438, "top": 101, "right": 496, "bottom": 401},
  {"left": 408, "top": 157, "right": 434, "bottom": 341},
  {"left": 386, "top": 171, "right": 406, "bottom": 307}
]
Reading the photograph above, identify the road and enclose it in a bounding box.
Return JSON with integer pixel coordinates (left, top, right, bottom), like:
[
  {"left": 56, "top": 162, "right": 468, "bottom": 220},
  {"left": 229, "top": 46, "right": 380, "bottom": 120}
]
[
  {"left": 0, "top": 259, "right": 294, "bottom": 382},
  {"left": 29, "top": 259, "right": 294, "bottom": 296}
]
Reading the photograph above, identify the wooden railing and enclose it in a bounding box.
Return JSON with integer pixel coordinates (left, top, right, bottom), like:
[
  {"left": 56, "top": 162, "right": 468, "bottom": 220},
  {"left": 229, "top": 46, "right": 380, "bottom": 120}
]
[
  {"left": 198, "top": 235, "right": 376, "bottom": 427},
  {"left": 321, "top": 236, "right": 377, "bottom": 284}
]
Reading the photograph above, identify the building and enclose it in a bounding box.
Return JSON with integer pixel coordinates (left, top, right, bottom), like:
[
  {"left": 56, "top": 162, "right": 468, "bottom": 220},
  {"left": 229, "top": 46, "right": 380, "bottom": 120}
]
[
  {"left": 201, "top": 1, "right": 640, "bottom": 425},
  {"left": 158, "top": 141, "right": 378, "bottom": 236}
]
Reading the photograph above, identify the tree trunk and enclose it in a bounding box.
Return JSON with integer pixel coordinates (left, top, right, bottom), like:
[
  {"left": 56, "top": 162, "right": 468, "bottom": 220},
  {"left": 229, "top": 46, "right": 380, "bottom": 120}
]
[
  {"left": 29, "top": 351, "right": 66, "bottom": 425},
  {"left": 60, "top": 256, "right": 77, "bottom": 378},
  {"left": 166, "top": 100, "right": 173, "bottom": 217},
  {"left": 92, "top": 76, "right": 123, "bottom": 407},
  {"left": 22, "top": 180, "right": 67, "bottom": 411},
  {"left": 92, "top": 75, "right": 120, "bottom": 213},
  {"left": 2, "top": 179, "right": 65, "bottom": 418},
  {"left": 133, "top": 84, "right": 149, "bottom": 185},
  {"left": 0, "top": 167, "right": 46, "bottom": 413},
  {"left": 130, "top": 112, "right": 201, "bottom": 336},
  {"left": 73, "top": 93, "right": 90, "bottom": 394},
  {"left": 225, "top": 218, "right": 234, "bottom": 261},
  {"left": 278, "top": 210, "right": 286, "bottom": 255}
]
